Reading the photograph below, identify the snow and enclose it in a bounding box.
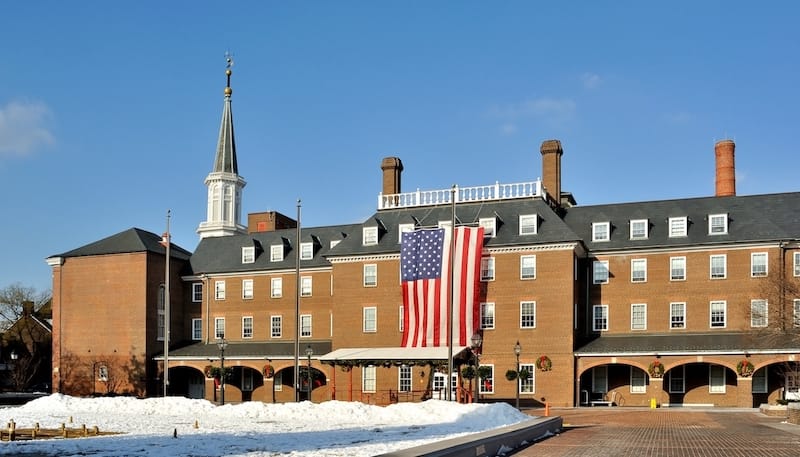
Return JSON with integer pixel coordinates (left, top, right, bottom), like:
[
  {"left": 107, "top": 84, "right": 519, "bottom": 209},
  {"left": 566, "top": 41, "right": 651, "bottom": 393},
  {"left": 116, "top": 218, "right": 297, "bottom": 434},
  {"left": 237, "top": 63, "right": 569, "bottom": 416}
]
[{"left": 0, "top": 395, "right": 530, "bottom": 456}]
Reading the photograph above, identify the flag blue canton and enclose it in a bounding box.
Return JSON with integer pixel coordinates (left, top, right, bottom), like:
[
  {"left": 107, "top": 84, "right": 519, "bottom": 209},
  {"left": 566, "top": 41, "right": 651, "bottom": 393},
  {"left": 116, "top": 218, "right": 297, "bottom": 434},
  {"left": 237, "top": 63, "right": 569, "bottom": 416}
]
[{"left": 401, "top": 229, "right": 445, "bottom": 281}]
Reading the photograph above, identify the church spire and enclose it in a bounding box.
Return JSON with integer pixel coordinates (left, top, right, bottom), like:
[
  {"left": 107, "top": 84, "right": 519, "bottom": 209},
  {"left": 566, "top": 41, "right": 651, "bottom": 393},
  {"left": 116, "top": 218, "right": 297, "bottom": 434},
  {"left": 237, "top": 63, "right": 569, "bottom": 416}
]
[{"left": 197, "top": 53, "right": 247, "bottom": 239}]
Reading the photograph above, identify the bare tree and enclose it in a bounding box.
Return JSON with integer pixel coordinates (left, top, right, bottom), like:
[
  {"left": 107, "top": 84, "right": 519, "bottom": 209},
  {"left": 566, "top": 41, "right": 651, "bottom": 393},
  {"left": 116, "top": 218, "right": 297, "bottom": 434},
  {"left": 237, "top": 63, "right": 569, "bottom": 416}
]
[
  {"left": 0, "top": 283, "right": 52, "bottom": 391},
  {"left": 0, "top": 283, "right": 50, "bottom": 331}
]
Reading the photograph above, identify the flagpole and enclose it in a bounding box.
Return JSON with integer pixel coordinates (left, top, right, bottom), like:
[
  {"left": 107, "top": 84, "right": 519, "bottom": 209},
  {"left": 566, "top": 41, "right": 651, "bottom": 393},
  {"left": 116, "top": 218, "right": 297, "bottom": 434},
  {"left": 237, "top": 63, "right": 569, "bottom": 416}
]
[
  {"left": 294, "top": 199, "right": 301, "bottom": 402},
  {"left": 163, "top": 209, "right": 171, "bottom": 397},
  {"left": 447, "top": 185, "right": 456, "bottom": 402}
]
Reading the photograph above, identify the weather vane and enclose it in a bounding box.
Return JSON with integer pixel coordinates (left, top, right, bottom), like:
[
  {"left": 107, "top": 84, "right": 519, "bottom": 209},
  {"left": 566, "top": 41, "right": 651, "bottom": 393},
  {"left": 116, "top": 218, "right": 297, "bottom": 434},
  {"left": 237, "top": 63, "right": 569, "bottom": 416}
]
[{"left": 224, "top": 51, "right": 234, "bottom": 95}]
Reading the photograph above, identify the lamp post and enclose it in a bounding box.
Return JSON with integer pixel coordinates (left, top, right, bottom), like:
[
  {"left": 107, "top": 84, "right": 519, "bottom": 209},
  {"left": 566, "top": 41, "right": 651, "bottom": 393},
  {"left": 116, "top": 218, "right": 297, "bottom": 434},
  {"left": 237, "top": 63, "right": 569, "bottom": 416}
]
[
  {"left": 470, "top": 332, "right": 482, "bottom": 403},
  {"left": 305, "top": 345, "right": 314, "bottom": 401},
  {"left": 514, "top": 340, "right": 521, "bottom": 410},
  {"left": 217, "top": 339, "right": 228, "bottom": 405}
]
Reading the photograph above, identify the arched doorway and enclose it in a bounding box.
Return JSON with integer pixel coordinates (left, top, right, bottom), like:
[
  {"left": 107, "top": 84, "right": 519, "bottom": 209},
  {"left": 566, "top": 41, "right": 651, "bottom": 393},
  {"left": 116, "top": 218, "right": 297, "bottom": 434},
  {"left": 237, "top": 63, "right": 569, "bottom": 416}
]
[{"left": 168, "top": 366, "right": 205, "bottom": 399}]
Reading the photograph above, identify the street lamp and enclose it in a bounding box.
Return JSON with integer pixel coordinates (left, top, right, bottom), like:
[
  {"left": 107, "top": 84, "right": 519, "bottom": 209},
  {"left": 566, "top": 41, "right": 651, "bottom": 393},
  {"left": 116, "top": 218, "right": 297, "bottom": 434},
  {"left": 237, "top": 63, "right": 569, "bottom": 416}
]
[
  {"left": 217, "top": 339, "right": 228, "bottom": 405},
  {"left": 470, "top": 332, "right": 482, "bottom": 403},
  {"left": 305, "top": 345, "right": 314, "bottom": 401},
  {"left": 514, "top": 340, "right": 522, "bottom": 410}
]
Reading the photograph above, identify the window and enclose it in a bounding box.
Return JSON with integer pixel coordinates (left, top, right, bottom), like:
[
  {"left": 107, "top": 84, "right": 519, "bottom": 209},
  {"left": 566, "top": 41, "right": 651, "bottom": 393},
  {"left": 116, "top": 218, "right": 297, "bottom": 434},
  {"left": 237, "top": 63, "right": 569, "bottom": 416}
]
[
  {"left": 519, "top": 363, "right": 535, "bottom": 394},
  {"left": 363, "top": 227, "right": 379, "bottom": 246},
  {"left": 795, "top": 252, "right": 800, "bottom": 277},
  {"left": 592, "top": 366, "right": 608, "bottom": 393},
  {"left": 631, "top": 259, "right": 647, "bottom": 283},
  {"left": 242, "top": 246, "right": 255, "bottom": 264},
  {"left": 631, "top": 303, "right": 647, "bottom": 330},
  {"left": 630, "top": 367, "right": 646, "bottom": 394},
  {"left": 669, "top": 217, "right": 687, "bottom": 237},
  {"left": 270, "top": 278, "right": 282, "bottom": 298},
  {"left": 794, "top": 300, "right": 800, "bottom": 328},
  {"left": 708, "top": 213, "right": 728, "bottom": 235},
  {"left": 242, "top": 370, "right": 254, "bottom": 392},
  {"left": 274, "top": 371, "right": 283, "bottom": 391},
  {"left": 593, "top": 261, "right": 609, "bottom": 284},
  {"left": 270, "top": 245, "right": 284, "bottom": 262},
  {"left": 669, "top": 366, "right": 685, "bottom": 393},
  {"left": 670, "top": 257, "right": 686, "bottom": 281},
  {"left": 398, "top": 305, "right": 404, "bottom": 332},
  {"left": 215, "top": 317, "right": 225, "bottom": 340},
  {"left": 479, "top": 365, "right": 494, "bottom": 394},
  {"left": 271, "top": 315, "right": 282, "bottom": 338},
  {"left": 710, "top": 300, "right": 726, "bottom": 328},
  {"left": 520, "top": 301, "right": 536, "bottom": 328},
  {"left": 363, "top": 264, "right": 377, "bottom": 287},
  {"left": 593, "top": 305, "right": 608, "bottom": 331},
  {"left": 191, "top": 319, "right": 202, "bottom": 340},
  {"left": 432, "top": 372, "right": 447, "bottom": 395},
  {"left": 300, "top": 314, "right": 312, "bottom": 337},
  {"left": 751, "top": 252, "right": 768, "bottom": 277},
  {"left": 709, "top": 365, "right": 726, "bottom": 394},
  {"left": 479, "top": 217, "right": 496, "bottom": 238},
  {"left": 300, "top": 277, "right": 312, "bottom": 297},
  {"left": 242, "top": 279, "right": 254, "bottom": 299},
  {"left": 363, "top": 307, "right": 377, "bottom": 333},
  {"left": 157, "top": 284, "right": 165, "bottom": 341},
  {"left": 592, "top": 222, "right": 610, "bottom": 242},
  {"left": 670, "top": 302, "right": 686, "bottom": 329},
  {"left": 752, "top": 368, "right": 768, "bottom": 394},
  {"left": 398, "top": 223, "right": 414, "bottom": 243},
  {"left": 98, "top": 365, "right": 109, "bottom": 382},
  {"left": 520, "top": 255, "right": 536, "bottom": 280},
  {"left": 630, "top": 219, "right": 648, "bottom": 240},
  {"left": 215, "top": 280, "right": 226, "bottom": 300},
  {"left": 362, "top": 366, "right": 376, "bottom": 393},
  {"left": 519, "top": 214, "right": 538, "bottom": 235},
  {"left": 751, "top": 299, "right": 768, "bottom": 327},
  {"left": 481, "top": 302, "right": 495, "bottom": 329},
  {"left": 300, "top": 242, "right": 314, "bottom": 260},
  {"left": 399, "top": 366, "right": 412, "bottom": 392},
  {"left": 242, "top": 316, "right": 253, "bottom": 338},
  {"left": 480, "top": 257, "right": 495, "bottom": 281},
  {"left": 192, "top": 283, "right": 203, "bottom": 302},
  {"left": 710, "top": 254, "right": 727, "bottom": 279}
]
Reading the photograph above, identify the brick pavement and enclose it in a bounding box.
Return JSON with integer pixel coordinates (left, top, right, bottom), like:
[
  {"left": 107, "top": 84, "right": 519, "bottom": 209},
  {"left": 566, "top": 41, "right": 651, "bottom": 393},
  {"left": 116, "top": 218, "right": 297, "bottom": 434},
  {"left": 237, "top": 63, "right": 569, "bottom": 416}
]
[{"left": 511, "top": 407, "right": 800, "bottom": 457}]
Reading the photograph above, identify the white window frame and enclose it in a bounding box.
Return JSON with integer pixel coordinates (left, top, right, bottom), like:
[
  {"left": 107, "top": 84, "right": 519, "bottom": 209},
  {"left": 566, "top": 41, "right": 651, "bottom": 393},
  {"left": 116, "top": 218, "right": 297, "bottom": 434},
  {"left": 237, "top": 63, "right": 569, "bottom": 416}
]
[
  {"left": 300, "top": 314, "right": 312, "bottom": 337},
  {"left": 270, "top": 244, "right": 284, "bottom": 262},
  {"left": 709, "top": 213, "right": 728, "bottom": 235},
  {"left": 363, "top": 227, "right": 379, "bottom": 246},
  {"left": 751, "top": 299, "right": 768, "bottom": 328},
  {"left": 398, "top": 223, "right": 415, "bottom": 243},
  {"left": 669, "top": 217, "right": 687, "bottom": 237},
  {"left": 98, "top": 365, "right": 109, "bottom": 382},
  {"left": 192, "top": 283, "right": 203, "bottom": 302},
  {"left": 593, "top": 261, "right": 609, "bottom": 284},
  {"left": 710, "top": 254, "right": 727, "bottom": 279},
  {"left": 709, "top": 365, "right": 726, "bottom": 394},
  {"left": 191, "top": 318, "right": 202, "bottom": 340},
  {"left": 592, "top": 222, "right": 610, "bottom": 242},
  {"left": 242, "top": 279, "right": 254, "bottom": 299},
  {"left": 794, "top": 299, "right": 800, "bottom": 328},
  {"left": 214, "top": 317, "right": 225, "bottom": 340},
  {"left": 363, "top": 264, "right": 378, "bottom": 287},
  {"left": 270, "top": 277, "right": 282, "bottom": 298},
  {"left": 630, "top": 367, "right": 646, "bottom": 394},
  {"left": 519, "top": 214, "right": 538, "bottom": 235},
  {"left": 520, "top": 255, "right": 536, "bottom": 280},
  {"left": 630, "top": 219, "right": 648, "bottom": 240},
  {"left": 519, "top": 363, "right": 535, "bottom": 394},
  {"left": 670, "top": 302, "right": 686, "bottom": 329},
  {"left": 242, "top": 246, "right": 255, "bottom": 264},
  {"left": 363, "top": 306, "right": 377, "bottom": 333},
  {"left": 271, "top": 315, "right": 282, "bottom": 338},
  {"left": 215, "top": 280, "right": 226, "bottom": 300},
  {"left": 242, "top": 316, "right": 253, "bottom": 339},
  {"left": 710, "top": 300, "right": 727, "bottom": 328},
  {"left": 669, "top": 366, "right": 685, "bottom": 393},
  {"left": 751, "top": 252, "right": 768, "bottom": 277},
  {"left": 593, "top": 305, "right": 609, "bottom": 332},
  {"left": 398, "top": 365, "right": 412, "bottom": 392},
  {"left": 481, "top": 302, "right": 495, "bottom": 329},
  {"left": 479, "top": 217, "right": 496, "bottom": 238},
  {"left": 631, "top": 259, "right": 647, "bottom": 283},
  {"left": 752, "top": 368, "right": 768, "bottom": 394},
  {"left": 520, "top": 301, "right": 536, "bottom": 329},
  {"left": 795, "top": 252, "right": 800, "bottom": 277},
  {"left": 362, "top": 366, "right": 377, "bottom": 393},
  {"left": 631, "top": 303, "right": 647, "bottom": 330},
  {"left": 480, "top": 257, "right": 495, "bottom": 281},
  {"left": 300, "top": 276, "right": 312, "bottom": 297},
  {"left": 479, "top": 364, "right": 494, "bottom": 394},
  {"left": 300, "top": 242, "right": 314, "bottom": 260},
  {"left": 670, "top": 256, "right": 686, "bottom": 281}
]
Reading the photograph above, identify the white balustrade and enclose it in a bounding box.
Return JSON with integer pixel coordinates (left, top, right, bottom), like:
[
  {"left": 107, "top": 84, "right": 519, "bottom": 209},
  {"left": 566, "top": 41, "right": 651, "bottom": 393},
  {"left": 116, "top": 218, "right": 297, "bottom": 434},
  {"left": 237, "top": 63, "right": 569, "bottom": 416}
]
[{"left": 378, "top": 180, "right": 542, "bottom": 210}]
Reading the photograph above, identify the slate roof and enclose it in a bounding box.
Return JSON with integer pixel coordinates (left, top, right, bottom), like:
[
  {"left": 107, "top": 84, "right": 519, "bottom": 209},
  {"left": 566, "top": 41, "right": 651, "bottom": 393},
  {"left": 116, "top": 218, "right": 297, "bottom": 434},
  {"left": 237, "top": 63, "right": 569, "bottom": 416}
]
[
  {"left": 159, "top": 340, "right": 332, "bottom": 360},
  {"left": 53, "top": 227, "right": 192, "bottom": 260},
  {"left": 575, "top": 332, "right": 800, "bottom": 355}
]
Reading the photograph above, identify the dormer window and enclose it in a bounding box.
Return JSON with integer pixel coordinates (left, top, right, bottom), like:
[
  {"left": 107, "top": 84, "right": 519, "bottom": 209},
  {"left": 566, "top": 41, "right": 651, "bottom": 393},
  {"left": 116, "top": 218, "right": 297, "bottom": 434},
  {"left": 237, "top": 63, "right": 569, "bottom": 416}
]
[
  {"left": 242, "top": 246, "right": 255, "bottom": 264},
  {"left": 630, "top": 219, "right": 648, "bottom": 240},
  {"left": 363, "top": 227, "right": 379, "bottom": 246},
  {"left": 330, "top": 239, "right": 341, "bottom": 249},
  {"left": 519, "top": 214, "right": 538, "bottom": 235},
  {"left": 709, "top": 214, "right": 728, "bottom": 235},
  {"left": 479, "top": 217, "right": 496, "bottom": 238},
  {"left": 300, "top": 242, "right": 313, "bottom": 260},
  {"left": 398, "top": 223, "right": 415, "bottom": 243},
  {"left": 669, "top": 217, "right": 687, "bottom": 237},
  {"left": 270, "top": 244, "right": 284, "bottom": 262},
  {"left": 592, "top": 222, "right": 610, "bottom": 242}
]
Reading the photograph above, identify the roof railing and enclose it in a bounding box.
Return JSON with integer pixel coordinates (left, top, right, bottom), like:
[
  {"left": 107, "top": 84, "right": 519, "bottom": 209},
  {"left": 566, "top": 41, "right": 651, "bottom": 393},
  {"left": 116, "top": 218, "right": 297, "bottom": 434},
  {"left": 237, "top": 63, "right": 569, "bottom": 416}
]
[{"left": 378, "top": 180, "right": 544, "bottom": 210}]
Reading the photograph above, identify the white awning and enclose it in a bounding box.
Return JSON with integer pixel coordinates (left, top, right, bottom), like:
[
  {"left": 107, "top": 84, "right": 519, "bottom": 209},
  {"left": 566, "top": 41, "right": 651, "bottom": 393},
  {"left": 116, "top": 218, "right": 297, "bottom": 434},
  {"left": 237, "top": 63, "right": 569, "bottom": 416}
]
[{"left": 320, "top": 346, "right": 468, "bottom": 362}]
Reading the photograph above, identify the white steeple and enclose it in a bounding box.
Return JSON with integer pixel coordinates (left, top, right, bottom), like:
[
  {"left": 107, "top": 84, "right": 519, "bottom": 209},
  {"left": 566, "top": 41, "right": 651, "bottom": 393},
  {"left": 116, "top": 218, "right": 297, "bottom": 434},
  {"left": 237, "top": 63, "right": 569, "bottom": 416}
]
[{"left": 197, "top": 54, "right": 247, "bottom": 239}]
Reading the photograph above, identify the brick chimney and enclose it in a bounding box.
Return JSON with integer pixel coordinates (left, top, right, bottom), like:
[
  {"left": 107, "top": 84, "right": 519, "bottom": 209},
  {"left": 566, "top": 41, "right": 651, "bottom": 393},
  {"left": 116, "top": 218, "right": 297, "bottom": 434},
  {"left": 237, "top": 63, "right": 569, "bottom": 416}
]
[
  {"left": 714, "top": 139, "right": 736, "bottom": 197},
  {"left": 247, "top": 211, "right": 297, "bottom": 233},
  {"left": 381, "top": 157, "right": 403, "bottom": 195},
  {"left": 540, "top": 139, "right": 563, "bottom": 205}
]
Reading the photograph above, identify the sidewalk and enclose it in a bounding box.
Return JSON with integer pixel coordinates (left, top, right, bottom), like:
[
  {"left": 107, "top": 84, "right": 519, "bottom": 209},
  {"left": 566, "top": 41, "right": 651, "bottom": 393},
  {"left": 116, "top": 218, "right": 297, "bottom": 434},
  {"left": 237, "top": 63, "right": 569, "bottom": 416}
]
[{"left": 511, "top": 407, "right": 800, "bottom": 456}]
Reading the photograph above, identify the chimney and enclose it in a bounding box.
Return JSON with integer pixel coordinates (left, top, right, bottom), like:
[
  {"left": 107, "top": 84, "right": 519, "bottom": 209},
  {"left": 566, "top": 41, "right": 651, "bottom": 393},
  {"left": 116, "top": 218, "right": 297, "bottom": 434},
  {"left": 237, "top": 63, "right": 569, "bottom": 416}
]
[
  {"left": 22, "top": 300, "right": 34, "bottom": 316},
  {"left": 715, "top": 139, "right": 736, "bottom": 197},
  {"left": 381, "top": 157, "right": 403, "bottom": 195},
  {"left": 247, "top": 211, "right": 297, "bottom": 233},
  {"left": 540, "top": 139, "right": 563, "bottom": 205}
]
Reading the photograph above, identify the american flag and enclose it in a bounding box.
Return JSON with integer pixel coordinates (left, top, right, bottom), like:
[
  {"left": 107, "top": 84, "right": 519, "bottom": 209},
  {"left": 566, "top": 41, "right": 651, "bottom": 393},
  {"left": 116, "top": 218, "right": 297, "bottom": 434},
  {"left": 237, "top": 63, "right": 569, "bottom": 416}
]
[{"left": 400, "top": 226, "right": 484, "bottom": 347}]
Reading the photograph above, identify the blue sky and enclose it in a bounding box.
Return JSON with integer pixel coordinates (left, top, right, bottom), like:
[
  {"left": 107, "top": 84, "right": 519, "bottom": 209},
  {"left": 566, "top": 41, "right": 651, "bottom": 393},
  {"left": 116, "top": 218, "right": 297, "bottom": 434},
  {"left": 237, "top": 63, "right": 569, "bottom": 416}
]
[{"left": 1, "top": 2, "right": 798, "bottom": 293}]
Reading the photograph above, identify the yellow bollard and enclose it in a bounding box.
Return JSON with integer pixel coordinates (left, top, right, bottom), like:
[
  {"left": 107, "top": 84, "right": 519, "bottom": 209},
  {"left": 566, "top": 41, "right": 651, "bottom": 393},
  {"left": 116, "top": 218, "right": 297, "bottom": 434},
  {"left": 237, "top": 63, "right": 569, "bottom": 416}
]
[
  {"left": 650, "top": 397, "right": 657, "bottom": 409},
  {"left": 194, "top": 420, "right": 199, "bottom": 429},
  {"left": 545, "top": 402, "right": 550, "bottom": 417}
]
